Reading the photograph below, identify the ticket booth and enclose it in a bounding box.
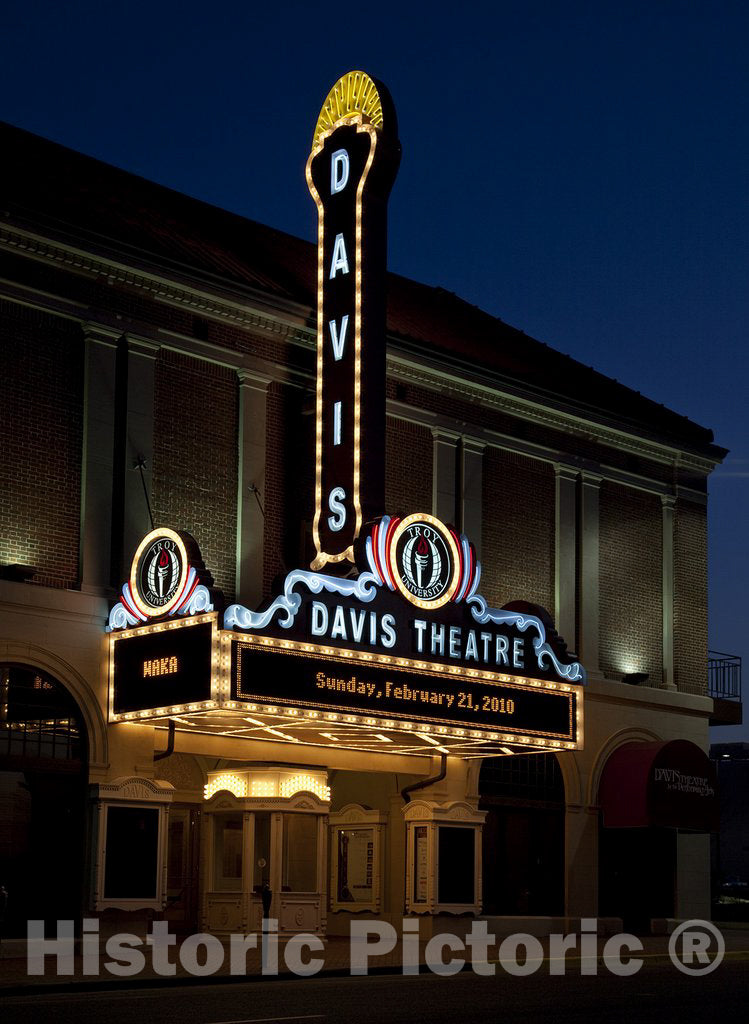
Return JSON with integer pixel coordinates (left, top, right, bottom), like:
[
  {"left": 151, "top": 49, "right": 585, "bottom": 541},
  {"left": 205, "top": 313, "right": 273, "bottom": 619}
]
[{"left": 202, "top": 766, "right": 329, "bottom": 936}]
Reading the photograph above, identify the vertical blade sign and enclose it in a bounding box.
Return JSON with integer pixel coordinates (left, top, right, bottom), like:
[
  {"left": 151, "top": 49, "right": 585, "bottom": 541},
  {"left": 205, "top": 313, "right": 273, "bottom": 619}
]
[{"left": 307, "top": 71, "right": 400, "bottom": 571}]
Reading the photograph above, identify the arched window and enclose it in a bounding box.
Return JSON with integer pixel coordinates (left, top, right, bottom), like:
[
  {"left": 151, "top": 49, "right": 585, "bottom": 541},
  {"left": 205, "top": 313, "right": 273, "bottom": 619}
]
[
  {"left": 0, "top": 665, "right": 85, "bottom": 763},
  {"left": 479, "top": 752, "right": 565, "bottom": 806}
]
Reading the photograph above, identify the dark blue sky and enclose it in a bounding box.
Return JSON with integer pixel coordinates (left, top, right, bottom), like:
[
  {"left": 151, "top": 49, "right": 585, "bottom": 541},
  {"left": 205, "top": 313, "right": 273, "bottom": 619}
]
[{"left": 4, "top": 1, "right": 747, "bottom": 735}]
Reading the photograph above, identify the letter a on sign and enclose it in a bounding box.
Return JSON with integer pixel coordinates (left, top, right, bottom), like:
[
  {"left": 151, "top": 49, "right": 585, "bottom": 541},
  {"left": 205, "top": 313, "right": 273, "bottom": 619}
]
[
  {"left": 307, "top": 71, "right": 401, "bottom": 570},
  {"left": 329, "top": 234, "right": 349, "bottom": 278}
]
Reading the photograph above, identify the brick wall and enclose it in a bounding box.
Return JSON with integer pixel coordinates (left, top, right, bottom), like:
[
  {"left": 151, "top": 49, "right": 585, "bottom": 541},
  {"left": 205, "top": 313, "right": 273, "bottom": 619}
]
[
  {"left": 480, "top": 448, "right": 555, "bottom": 612},
  {"left": 674, "top": 499, "right": 708, "bottom": 695},
  {"left": 0, "top": 302, "right": 83, "bottom": 588},
  {"left": 151, "top": 349, "right": 238, "bottom": 602},
  {"left": 599, "top": 482, "right": 663, "bottom": 685},
  {"left": 385, "top": 417, "right": 433, "bottom": 516},
  {"left": 263, "top": 383, "right": 314, "bottom": 594}
]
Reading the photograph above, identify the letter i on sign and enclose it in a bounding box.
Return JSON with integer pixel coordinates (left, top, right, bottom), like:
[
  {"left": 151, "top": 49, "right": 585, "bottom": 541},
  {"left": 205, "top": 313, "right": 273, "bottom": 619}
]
[{"left": 306, "top": 71, "right": 400, "bottom": 572}]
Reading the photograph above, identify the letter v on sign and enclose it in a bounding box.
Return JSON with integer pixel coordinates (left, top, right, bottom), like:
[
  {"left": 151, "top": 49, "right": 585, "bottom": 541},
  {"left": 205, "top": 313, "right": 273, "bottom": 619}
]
[{"left": 329, "top": 315, "right": 349, "bottom": 361}]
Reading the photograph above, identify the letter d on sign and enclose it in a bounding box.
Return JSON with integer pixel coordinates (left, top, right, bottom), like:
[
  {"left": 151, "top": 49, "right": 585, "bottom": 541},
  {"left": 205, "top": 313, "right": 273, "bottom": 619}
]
[
  {"left": 331, "top": 149, "right": 349, "bottom": 194},
  {"left": 310, "top": 601, "right": 328, "bottom": 636}
]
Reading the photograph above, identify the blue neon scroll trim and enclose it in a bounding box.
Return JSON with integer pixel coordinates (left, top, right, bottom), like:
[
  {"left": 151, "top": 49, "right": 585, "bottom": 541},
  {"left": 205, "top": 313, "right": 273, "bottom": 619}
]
[
  {"left": 467, "top": 594, "right": 585, "bottom": 683},
  {"left": 224, "top": 569, "right": 382, "bottom": 630},
  {"left": 106, "top": 581, "right": 215, "bottom": 632}
]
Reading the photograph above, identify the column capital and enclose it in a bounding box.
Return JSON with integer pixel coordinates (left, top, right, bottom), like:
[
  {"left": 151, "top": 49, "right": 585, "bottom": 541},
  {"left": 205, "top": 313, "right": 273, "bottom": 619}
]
[
  {"left": 554, "top": 464, "right": 580, "bottom": 482},
  {"left": 661, "top": 493, "right": 677, "bottom": 510},
  {"left": 237, "top": 367, "right": 274, "bottom": 392},
  {"left": 124, "top": 333, "right": 160, "bottom": 359},
  {"left": 431, "top": 427, "right": 461, "bottom": 446},
  {"left": 462, "top": 437, "right": 486, "bottom": 456},
  {"left": 81, "top": 322, "right": 122, "bottom": 348},
  {"left": 581, "top": 471, "right": 603, "bottom": 487}
]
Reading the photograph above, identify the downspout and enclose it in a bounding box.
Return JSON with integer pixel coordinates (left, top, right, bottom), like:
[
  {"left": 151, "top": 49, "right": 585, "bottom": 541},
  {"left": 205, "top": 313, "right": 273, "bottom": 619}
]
[
  {"left": 154, "top": 719, "right": 176, "bottom": 762},
  {"left": 401, "top": 754, "right": 448, "bottom": 803}
]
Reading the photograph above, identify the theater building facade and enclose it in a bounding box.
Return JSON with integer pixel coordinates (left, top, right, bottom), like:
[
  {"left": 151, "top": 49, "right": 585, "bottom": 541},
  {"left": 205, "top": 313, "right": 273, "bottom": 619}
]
[{"left": 0, "top": 73, "right": 724, "bottom": 939}]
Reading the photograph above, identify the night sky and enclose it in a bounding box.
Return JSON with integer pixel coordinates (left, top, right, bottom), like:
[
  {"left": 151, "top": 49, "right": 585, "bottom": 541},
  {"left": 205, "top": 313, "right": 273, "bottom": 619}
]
[{"left": 3, "top": 1, "right": 747, "bottom": 737}]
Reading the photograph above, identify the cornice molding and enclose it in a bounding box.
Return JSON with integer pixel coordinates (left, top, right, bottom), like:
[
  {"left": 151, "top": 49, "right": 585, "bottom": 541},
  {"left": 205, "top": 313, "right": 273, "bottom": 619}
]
[
  {"left": 386, "top": 398, "right": 707, "bottom": 504},
  {"left": 386, "top": 356, "right": 719, "bottom": 476},
  {"left": 0, "top": 264, "right": 313, "bottom": 390},
  {"left": 0, "top": 223, "right": 316, "bottom": 349},
  {"left": 2, "top": 221, "right": 719, "bottom": 479}
]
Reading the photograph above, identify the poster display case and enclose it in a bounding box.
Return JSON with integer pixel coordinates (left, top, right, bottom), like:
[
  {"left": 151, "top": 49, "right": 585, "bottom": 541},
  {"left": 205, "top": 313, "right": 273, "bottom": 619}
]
[
  {"left": 403, "top": 800, "right": 486, "bottom": 915},
  {"left": 329, "top": 804, "right": 387, "bottom": 914}
]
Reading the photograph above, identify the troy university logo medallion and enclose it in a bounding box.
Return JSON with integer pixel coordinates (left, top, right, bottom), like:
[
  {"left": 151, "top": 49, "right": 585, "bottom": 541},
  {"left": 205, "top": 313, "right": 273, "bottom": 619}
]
[
  {"left": 389, "top": 514, "right": 461, "bottom": 610},
  {"left": 307, "top": 71, "right": 400, "bottom": 571},
  {"left": 131, "top": 528, "right": 189, "bottom": 616},
  {"left": 108, "top": 526, "right": 221, "bottom": 630}
]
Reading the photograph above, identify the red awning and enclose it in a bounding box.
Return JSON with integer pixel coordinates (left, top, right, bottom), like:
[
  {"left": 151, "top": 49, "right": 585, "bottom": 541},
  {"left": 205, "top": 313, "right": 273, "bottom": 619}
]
[{"left": 599, "top": 740, "right": 718, "bottom": 831}]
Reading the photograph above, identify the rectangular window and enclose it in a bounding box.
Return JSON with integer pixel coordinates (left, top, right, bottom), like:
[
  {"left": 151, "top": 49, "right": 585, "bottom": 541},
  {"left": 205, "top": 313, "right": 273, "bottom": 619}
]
[{"left": 213, "top": 813, "right": 243, "bottom": 891}]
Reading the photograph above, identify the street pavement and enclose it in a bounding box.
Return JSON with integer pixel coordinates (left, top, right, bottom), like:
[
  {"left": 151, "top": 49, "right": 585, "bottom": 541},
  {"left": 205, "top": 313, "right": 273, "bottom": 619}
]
[
  {"left": 2, "top": 954, "right": 749, "bottom": 1024},
  {"left": 1, "top": 926, "right": 748, "bottom": 1022}
]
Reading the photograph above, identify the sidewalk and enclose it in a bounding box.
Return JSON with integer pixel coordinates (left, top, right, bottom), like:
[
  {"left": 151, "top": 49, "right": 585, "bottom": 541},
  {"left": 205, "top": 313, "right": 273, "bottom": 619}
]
[{"left": 1, "top": 925, "right": 748, "bottom": 995}]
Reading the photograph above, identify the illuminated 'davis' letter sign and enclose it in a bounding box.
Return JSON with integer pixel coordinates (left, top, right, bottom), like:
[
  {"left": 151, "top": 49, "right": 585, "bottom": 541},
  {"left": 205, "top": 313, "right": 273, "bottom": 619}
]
[{"left": 307, "top": 71, "right": 401, "bottom": 570}]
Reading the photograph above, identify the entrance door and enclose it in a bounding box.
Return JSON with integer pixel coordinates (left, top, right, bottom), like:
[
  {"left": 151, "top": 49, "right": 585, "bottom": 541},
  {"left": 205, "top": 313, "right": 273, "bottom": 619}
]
[
  {"left": 482, "top": 806, "right": 564, "bottom": 915},
  {"left": 0, "top": 665, "right": 88, "bottom": 935},
  {"left": 479, "top": 753, "right": 565, "bottom": 917},
  {"left": 164, "top": 807, "right": 200, "bottom": 933},
  {"left": 205, "top": 802, "right": 327, "bottom": 935},
  {"left": 277, "top": 812, "right": 324, "bottom": 933},
  {"left": 250, "top": 810, "right": 326, "bottom": 933},
  {"left": 599, "top": 826, "right": 676, "bottom": 932}
]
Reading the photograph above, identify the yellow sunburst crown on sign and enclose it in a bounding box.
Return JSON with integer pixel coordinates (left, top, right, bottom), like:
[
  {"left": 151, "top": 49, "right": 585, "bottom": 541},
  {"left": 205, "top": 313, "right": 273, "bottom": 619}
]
[{"left": 312, "top": 70, "right": 392, "bottom": 148}]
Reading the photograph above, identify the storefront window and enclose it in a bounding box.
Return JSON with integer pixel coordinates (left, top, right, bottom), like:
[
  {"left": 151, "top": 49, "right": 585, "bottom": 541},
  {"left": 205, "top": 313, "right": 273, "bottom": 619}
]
[
  {"left": 337, "top": 828, "right": 374, "bottom": 903},
  {"left": 282, "top": 814, "right": 317, "bottom": 892},
  {"left": 253, "top": 811, "right": 270, "bottom": 891},
  {"left": 213, "top": 813, "right": 243, "bottom": 890}
]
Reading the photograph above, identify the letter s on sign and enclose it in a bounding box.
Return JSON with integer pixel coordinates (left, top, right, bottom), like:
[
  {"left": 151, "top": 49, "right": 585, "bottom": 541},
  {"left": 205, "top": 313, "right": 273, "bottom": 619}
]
[{"left": 327, "top": 487, "right": 347, "bottom": 532}]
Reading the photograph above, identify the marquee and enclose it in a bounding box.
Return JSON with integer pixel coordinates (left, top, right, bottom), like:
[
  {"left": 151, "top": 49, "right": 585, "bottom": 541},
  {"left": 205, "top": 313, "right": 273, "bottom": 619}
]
[{"left": 105, "top": 72, "right": 585, "bottom": 760}]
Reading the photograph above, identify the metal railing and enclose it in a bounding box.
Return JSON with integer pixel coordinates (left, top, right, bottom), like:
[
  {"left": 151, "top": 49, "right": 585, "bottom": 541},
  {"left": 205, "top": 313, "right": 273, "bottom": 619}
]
[{"left": 708, "top": 651, "right": 742, "bottom": 700}]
